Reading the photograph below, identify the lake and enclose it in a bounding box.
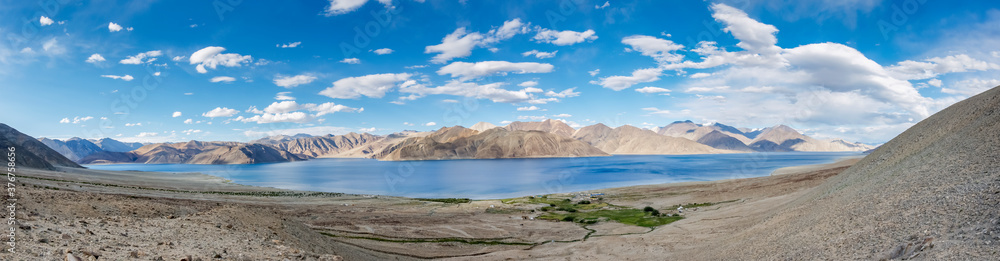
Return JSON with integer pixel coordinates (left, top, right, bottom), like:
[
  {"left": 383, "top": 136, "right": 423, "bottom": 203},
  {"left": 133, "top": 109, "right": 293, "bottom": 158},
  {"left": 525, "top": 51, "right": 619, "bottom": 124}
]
[{"left": 85, "top": 152, "right": 863, "bottom": 199}]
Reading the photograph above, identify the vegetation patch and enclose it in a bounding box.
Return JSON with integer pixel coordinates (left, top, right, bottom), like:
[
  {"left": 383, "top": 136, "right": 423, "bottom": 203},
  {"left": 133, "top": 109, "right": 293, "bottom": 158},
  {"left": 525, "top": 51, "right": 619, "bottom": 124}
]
[
  {"left": 538, "top": 208, "right": 683, "bottom": 228},
  {"left": 669, "top": 199, "right": 739, "bottom": 209}
]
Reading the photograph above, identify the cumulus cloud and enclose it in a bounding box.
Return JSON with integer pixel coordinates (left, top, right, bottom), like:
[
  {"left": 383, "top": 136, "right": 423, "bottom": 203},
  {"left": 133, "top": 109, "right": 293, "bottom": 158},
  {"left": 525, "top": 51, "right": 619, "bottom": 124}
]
[
  {"left": 275, "top": 92, "right": 295, "bottom": 100},
  {"left": 108, "top": 22, "right": 123, "bottom": 32},
  {"left": 552, "top": 113, "right": 572, "bottom": 118},
  {"left": 545, "top": 88, "right": 580, "bottom": 98},
  {"left": 274, "top": 74, "right": 317, "bottom": 88},
  {"left": 372, "top": 48, "right": 393, "bottom": 55},
  {"left": 424, "top": 122, "right": 437, "bottom": 126},
  {"left": 120, "top": 50, "right": 162, "bottom": 64},
  {"left": 340, "top": 58, "right": 361, "bottom": 64},
  {"left": 210, "top": 76, "right": 236, "bottom": 83},
  {"left": 591, "top": 68, "right": 663, "bottom": 91},
  {"left": 532, "top": 29, "right": 597, "bottom": 45},
  {"left": 942, "top": 78, "right": 1000, "bottom": 97},
  {"left": 40, "top": 16, "right": 54, "bottom": 26},
  {"left": 517, "top": 106, "right": 540, "bottom": 111},
  {"left": 437, "top": 61, "right": 554, "bottom": 80},
  {"left": 189, "top": 46, "right": 252, "bottom": 74},
  {"left": 635, "top": 87, "right": 672, "bottom": 94},
  {"left": 425, "top": 19, "right": 531, "bottom": 63},
  {"left": 279, "top": 41, "right": 301, "bottom": 48},
  {"left": 101, "top": 75, "right": 134, "bottom": 81},
  {"left": 887, "top": 54, "right": 1000, "bottom": 80},
  {"left": 521, "top": 50, "right": 558, "bottom": 59},
  {"left": 596, "top": 1, "right": 610, "bottom": 9},
  {"left": 323, "top": 0, "right": 394, "bottom": 16},
  {"left": 319, "top": 73, "right": 412, "bottom": 99},
  {"left": 85, "top": 54, "right": 105, "bottom": 64},
  {"left": 202, "top": 107, "right": 239, "bottom": 117},
  {"left": 172, "top": 111, "right": 182, "bottom": 117},
  {"left": 588, "top": 69, "right": 600, "bottom": 76},
  {"left": 397, "top": 80, "right": 536, "bottom": 103},
  {"left": 622, "top": 35, "right": 685, "bottom": 63}
]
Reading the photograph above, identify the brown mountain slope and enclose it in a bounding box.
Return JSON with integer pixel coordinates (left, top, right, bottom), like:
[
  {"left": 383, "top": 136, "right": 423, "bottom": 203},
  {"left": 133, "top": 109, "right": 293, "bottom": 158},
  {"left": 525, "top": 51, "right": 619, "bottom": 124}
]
[
  {"left": 703, "top": 85, "right": 1000, "bottom": 259},
  {"left": 80, "top": 141, "right": 302, "bottom": 165},
  {"left": 504, "top": 119, "right": 576, "bottom": 138},
  {"left": 749, "top": 125, "right": 874, "bottom": 152},
  {"left": 574, "top": 124, "right": 731, "bottom": 154},
  {"left": 187, "top": 144, "right": 304, "bottom": 164},
  {"left": 0, "top": 123, "right": 82, "bottom": 170},
  {"left": 266, "top": 132, "right": 381, "bottom": 158},
  {"left": 378, "top": 128, "right": 608, "bottom": 161}
]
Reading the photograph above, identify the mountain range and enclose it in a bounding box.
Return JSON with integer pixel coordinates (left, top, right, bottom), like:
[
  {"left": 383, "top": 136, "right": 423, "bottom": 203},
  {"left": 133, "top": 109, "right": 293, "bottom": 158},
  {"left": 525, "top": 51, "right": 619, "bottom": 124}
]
[{"left": 33, "top": 119, "right": 874, "bottom": 165}]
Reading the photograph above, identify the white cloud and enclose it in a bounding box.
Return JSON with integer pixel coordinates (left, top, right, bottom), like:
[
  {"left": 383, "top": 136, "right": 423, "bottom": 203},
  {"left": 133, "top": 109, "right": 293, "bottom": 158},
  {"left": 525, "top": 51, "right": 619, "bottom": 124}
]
[
  {"left": 588, "top": 69, "right": 600, "bottom": 76},
  {"left": 521, "top": 50, "right": 558, "bottom": 59},
  {"left": 596, "top": 1, "right": 610, "bottom": 9},
  {"left": 552, "top": 113, "right": 572, "bottom": 118},
  {"left": 69, "top": 116, "right": 93, "bottom": 124},
  {"left": 622, "top": 35, "right": 685, "bottom": 63},
  {"left": 59, "top": 118, "right": 69, "bottom": 123},
  {"left": 182, "top": 129, "right": 203, "bottom": 135},
  {"left": 184, "top": 119, "right": 193, "bottom": 124},
  {"left": 545, "top": 87, "right": 580, "bottom": 98},
  {"left": 189, "top": 46, "right": 252, "bottom": 74},
  {"left": 323, "top": 0, "right": 389, "bottom": 16},
  {"left": 690, "top": 72, "right": 712, "bottom": 78},
  {"left": 85, "top": 54, "right": 106, "bottom": 64},
  {"left": 425, "top": 28, "right": 484, "bottom": 64},
  {"left": 42, "top": 38, "right": 64, "bottom": 55},
  {"left": 210, "top": 76, "right": 236, "bottom": 83},
  {"left": 398, "top": 80, "right": 534, "bottom": 103},
  {"left": 108, "top": 22, "right": 123, "bottom": 32},
  {"left": 124, "top": 122, "right": 142, "bottom": 127},
  {"left": 685, "top": 86, "right": 730, "bottom": 93},
  {"left": 424, "top": 122, "right": 437, "bottom": 126},
  {"left": 172, "top": 111, "right": 182, "bottom": 117},
  {"left": 340, "top": 58, "right": 361, "bottom": 64},
  {"left": 425, "top": 19, "right": 531, "bottom": 63},
  {"left": 591, "top": 67, "right": 663, "bottom": 91},
  {"left": 642, "top": 107, "right": 671, "bottom": 115},
  {"left": 518, "top": 81, "right": 539, "bottom": 87},
  {"left": 372, "top": 48, "right": 393, "bottom": 55},
  {"left": 532, "top": 29, "right": 597, "bottom": 46},
  {"left": 275, "top": 92, "right": 295, "bottom": 100},
  {"left": 237, "top": 112, "right": 314, "bottom": 124},
  {"left": 101, "top": 75, "right": 134, "bottom": 81},
  {"left": 279, "top": 41, "right": 302, "bottom": 48},
  {"left": 942, "top": 78, "right": 1000, "bottom": 97},
  {"left": 120, "top": 50, "right": 162, "bottom": 64},
  {"left": 887, "top": 54, "right": 1000, "bottom": 80},
  {"left": 202, "top": 107, "right": 239, "bottom": 117},
  {"left": 635, "top": 87, "right": 672, "bottom": 94},
  {"left": 517, "top": 106, "right": 540, "bottom": 111},
  {"left": 710, "top": 3, "right": 780, "bottom": 54},
  {"left": 927, "top": 79, "right": 942, "bottom": 87},
  {"left": 442, "top": 99, "right": 459, "bottom": 103},
  {"left": 359, "top": 127, "right": 377, "bottom": 132},
  {"left": 437, "top": 61, "right": 554, "bottom": 80},
  {"left": 320, "top": 73, "right": 412, "bottom": 99},
  {"left": 274, "top": 74, "right": 317, "bottom": 88},
  {"left": 39, "top": 16, "right": 54, "bottom": 26},
  {"left": 172, "top": 56, "right": 185, "bottom": 62}
]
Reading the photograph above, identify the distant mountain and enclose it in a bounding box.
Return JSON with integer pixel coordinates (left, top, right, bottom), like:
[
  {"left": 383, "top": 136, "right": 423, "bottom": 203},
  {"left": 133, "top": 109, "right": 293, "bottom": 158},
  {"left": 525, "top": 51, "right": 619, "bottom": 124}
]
[
  {"left": 264, "top": 133, "right": 381, "bottom": 158},
  {"left": 37, "top": 137, "right": 144, "bottom": 162},
  {"left": 658, "top": 121, "right": 752, "bottom": 145},
  {"left": 573, "top": 124, "right": 730, "bottom": 154},
  {"left": 504, "top": 119, "right": 576, "bottom": 138},
  {"left": 80, "top": 140, "right": 304, "bottom": 165},
  {"left": 90, "top": 138, "right": 144, "bottom": 152},
  {"left": 469, "top": 122, "right": 498, "bottom": 132},
  {"left": 748, "top": 125, "right": 874, "bottom": 152},
  {"left": 697, "top": 130, "right": 753, "bottom": 151},
  {"left": 377, "top": 127, "right": 608, "bottom": 160},
  {"left": 0, "top": 123, "right": 82, "bottom": 170}
]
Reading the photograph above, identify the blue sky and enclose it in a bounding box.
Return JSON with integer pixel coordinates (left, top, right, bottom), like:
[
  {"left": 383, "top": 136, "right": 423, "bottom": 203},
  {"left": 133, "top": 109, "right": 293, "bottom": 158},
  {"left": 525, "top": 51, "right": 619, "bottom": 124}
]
[{"left": 1, "top": 0, "right": 998, "bottom": 144}]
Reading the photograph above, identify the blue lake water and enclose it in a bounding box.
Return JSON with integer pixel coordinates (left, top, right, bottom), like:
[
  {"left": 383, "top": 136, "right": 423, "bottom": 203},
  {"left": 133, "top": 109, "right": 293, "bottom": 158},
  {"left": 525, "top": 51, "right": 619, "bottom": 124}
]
[{"left": 85, "top": 152, "right": 863, "bottom": 199}]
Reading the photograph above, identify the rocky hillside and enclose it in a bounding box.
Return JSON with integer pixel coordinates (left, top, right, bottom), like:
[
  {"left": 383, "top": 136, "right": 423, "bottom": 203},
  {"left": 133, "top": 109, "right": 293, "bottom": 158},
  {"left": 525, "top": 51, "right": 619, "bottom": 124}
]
[
  {"left": 573, "top": 124, "right": 729, "bottom": 154},
  {"left": 80, "top": 141, "right": 303, "bottom": 165},
  {"left": 505, "top": 119, "right": 576, "bottom": 138},
  {"left": 748, "top": 125, "right": 874, "bottom": 152},
  {"left": 0, "top": 123, "right": 82, "bottom": 170},
  {"left": 706, "top": 85, "right": 1000, "bottom": 259},
  {"left": 261, "top": 133, "right": 381, "bottom": 158},
  {"left": 37, "top": 137, "right": 143, "bottom": 162},
  {"left": 377, "top": 127, "right": 608, "bottom": 160}
]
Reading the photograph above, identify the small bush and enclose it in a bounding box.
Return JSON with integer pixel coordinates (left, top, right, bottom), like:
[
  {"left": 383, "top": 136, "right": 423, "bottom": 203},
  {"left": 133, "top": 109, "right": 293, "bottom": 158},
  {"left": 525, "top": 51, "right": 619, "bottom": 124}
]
[
  {"left": 643, "top": 206, "right": 655, "bottom": 212},
  {"left": 562, "top": 216, "right": 575, "bottom": 222},
  {"left": 578, "top": 200, "right": 591, "bottom": 205}
]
